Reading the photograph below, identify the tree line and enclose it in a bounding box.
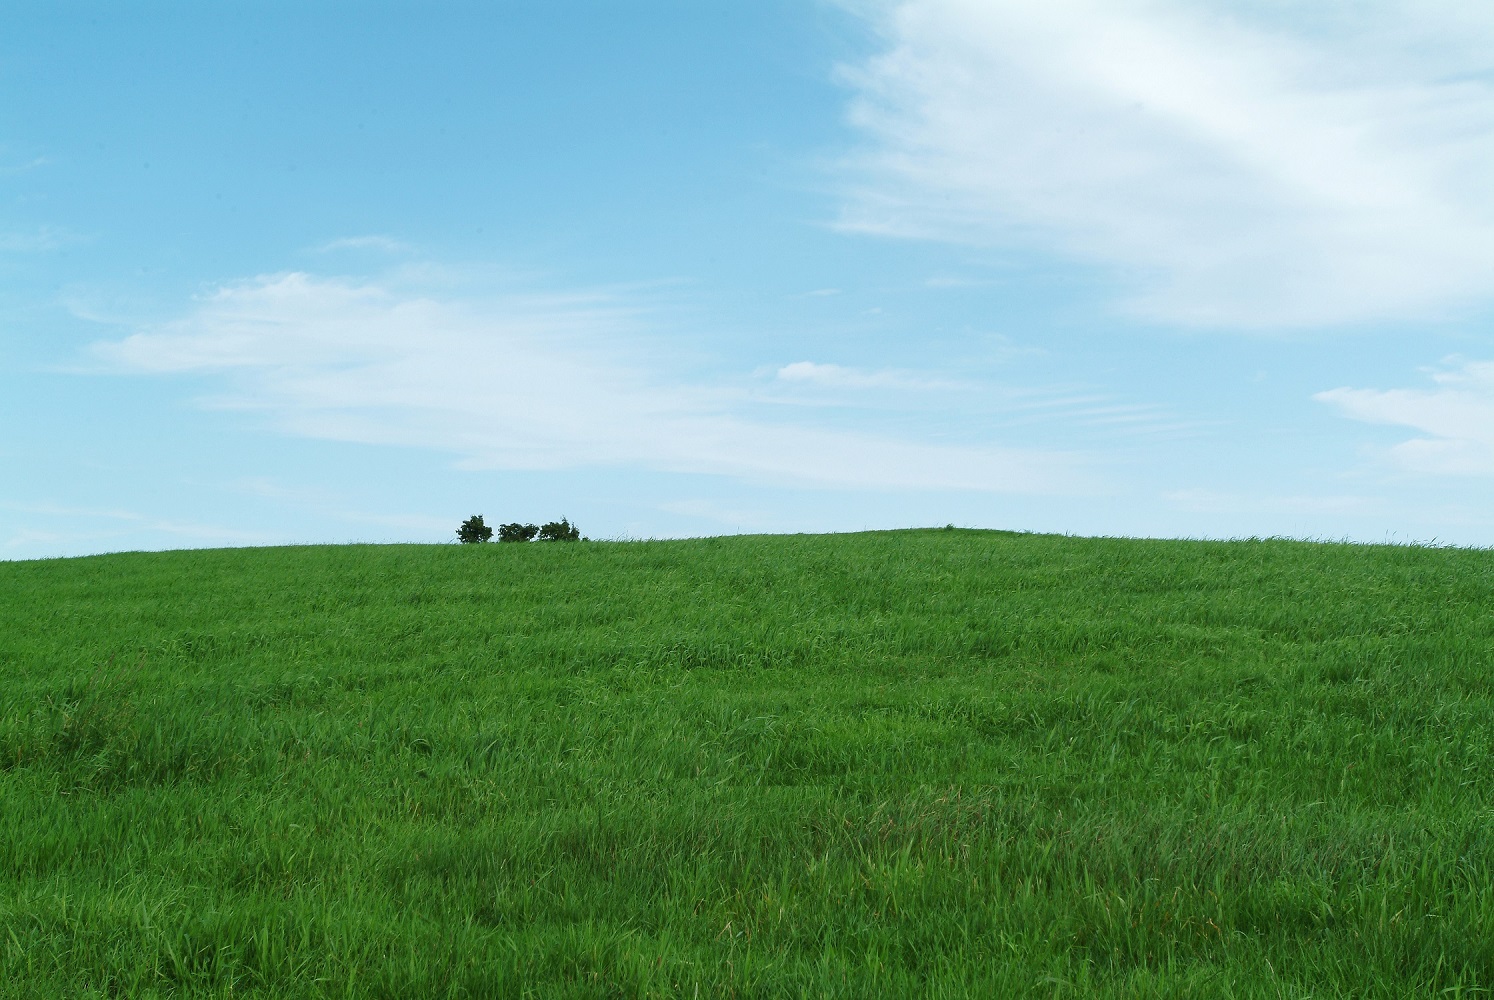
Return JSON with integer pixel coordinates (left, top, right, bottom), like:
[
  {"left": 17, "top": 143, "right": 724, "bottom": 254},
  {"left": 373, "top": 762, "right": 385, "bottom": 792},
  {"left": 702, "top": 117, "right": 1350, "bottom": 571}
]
[{"left": 456, "top": 514, "right": 582, "bottom": 544}]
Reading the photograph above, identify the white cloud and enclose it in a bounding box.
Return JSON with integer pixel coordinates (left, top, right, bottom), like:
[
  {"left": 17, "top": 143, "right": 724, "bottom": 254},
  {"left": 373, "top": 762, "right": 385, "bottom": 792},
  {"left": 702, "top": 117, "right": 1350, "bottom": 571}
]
[
  {"left": 0, "top": 225, "right": 83, "bottom": 252},
  {"left": 0, "top": 150, "right": 52, "bottom": 177},
  {"left": 311, "top": 235, "right": 411, "bottom": 254},
  {"left": 923, "top": 275, "right": 989, "bottom": 289},
  {"left": 775, "top": 360, "right": 954, "bottom": 390},
  {"left": 2, "top": 529, "right": 67, "bottom": 553},
  {"left": 222, "top": 476, "right": 452, "bottom": 533},
  {"left": 838, "top": 0, "right": 1494, "bottom": 327},
  {"left": 91, "top": 272, "right": 1084, "bottom": 494},
  {"left": 0, "top": 502, "right": 277, "bottom": 548},
  {"left": 1316, "top": 358, "right": 1494, "bottom": 475},
  {"left": 770, "top": 360, "right": 1194, "bottom": 439},
  {"left": 658, "top": 499, "right": 777, "bottom": 531},
  {"left": 1164, "top": 488, "right": 1374, "bottom": 516}
]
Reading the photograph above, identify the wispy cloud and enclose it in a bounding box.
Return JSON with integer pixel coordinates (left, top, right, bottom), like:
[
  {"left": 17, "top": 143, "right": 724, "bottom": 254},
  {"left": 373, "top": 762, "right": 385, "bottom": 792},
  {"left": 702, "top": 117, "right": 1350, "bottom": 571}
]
[
  {"left": 1316, "top": 358, "right": 1494, "bottom": 475},
  {"left": 0, "top": 153, "right": 52, "bottom": 177},
  {"left": 768, "top": 358, "right": 1195, "bottom": 440},
  {"left": 222, "top": 476, "right": 460, "bottom": 534},
  {"left": 658, "top": 499, "right": 778, "bottom": 532},
  {"left": 310, "top": 235, "right": 411, "bottom": 254},
  {"left": 923, "top": 275, "right": 989, "bottom": 289},
  {"left": 837, "top": 0, "right": 1494, "bottom": 328},
  {"left": 766, "top": 359, "right": 1195, "bottom": 441},
  {"left": 775, "top": 360, "right": 956, "bottom": 391},
  {"left": 0, "top": 501, "right": 277, "bottom": 551},
  {"left": 90, "top": 271, "right": 1086, "bottom": 494},
  {"left": 1164, "top": 488, "right": 1375, "bottom": 517},
  {"left": 0, "top": 225, "right": 84, "bottom": 253}
]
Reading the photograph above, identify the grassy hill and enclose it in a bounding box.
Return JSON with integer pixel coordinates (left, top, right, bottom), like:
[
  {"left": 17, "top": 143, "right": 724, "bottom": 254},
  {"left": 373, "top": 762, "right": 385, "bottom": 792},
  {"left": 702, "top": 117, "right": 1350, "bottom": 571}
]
[{"left": 2, "top": 529, "right": 1492, "bottom": 997}]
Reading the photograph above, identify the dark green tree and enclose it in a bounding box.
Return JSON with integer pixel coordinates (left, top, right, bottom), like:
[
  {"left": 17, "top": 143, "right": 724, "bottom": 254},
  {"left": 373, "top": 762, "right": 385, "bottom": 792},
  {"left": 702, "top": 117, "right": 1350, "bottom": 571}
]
[
  {"left": 537, "top": 517, "right": 581, "bottom": 542},
  {"left": 498, "top": 522, "right": 539, "bottom": 543},
  {"left": 456, "top": 514, "right": 493, "bottom": 544}
]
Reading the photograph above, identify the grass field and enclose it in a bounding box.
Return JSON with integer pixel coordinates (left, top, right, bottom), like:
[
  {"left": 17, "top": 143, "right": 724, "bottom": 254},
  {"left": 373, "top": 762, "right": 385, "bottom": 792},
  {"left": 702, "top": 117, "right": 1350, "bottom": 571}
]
[{"left": 2, "top": 528, "right": 1493, "bottom": 997}]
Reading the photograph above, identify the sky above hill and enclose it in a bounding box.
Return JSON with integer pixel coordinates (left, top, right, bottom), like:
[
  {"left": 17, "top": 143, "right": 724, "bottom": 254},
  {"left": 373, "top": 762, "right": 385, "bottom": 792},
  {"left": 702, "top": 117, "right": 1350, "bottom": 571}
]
[{"left": 5, "top": 0, "right": 1494, "bottom": 558}]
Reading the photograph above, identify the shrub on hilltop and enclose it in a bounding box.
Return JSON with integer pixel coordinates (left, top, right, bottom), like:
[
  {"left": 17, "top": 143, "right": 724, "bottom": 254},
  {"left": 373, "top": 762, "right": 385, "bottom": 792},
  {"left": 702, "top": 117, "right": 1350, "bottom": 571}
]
[
  {"left": 465, "top": 517, "right": 583, "bottom": 543},
  {"left": 537, "top": 518, "right": 581, "bottom": 542},
  {"left": 498, "top": 522, "right": 539, "bottom": 543},
  {"left": 456, "top": 515, "right": 493, "bottom": 544}
]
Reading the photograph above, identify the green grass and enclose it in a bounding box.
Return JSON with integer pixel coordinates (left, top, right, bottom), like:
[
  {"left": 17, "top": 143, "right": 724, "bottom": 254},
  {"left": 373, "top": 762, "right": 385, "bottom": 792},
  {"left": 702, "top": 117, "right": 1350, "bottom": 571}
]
[{"left": 2, "top": 528, "right": 1493, "bottom": 997}]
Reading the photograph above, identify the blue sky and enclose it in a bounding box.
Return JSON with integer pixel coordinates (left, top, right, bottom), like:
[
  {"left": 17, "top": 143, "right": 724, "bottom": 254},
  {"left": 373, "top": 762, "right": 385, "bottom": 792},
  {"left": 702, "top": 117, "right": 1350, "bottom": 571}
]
[{"left": 5, "top": 0, "right": 1494, "bottom": 559}]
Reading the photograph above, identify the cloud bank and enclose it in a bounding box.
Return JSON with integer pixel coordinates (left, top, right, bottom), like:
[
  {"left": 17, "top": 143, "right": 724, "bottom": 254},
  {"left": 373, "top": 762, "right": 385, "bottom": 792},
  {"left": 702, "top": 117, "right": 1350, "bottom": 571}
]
[
  {"left": 1317, "top": 358, "right": 1494, "bottom": 475},
  {"left": 93, "top": 272, "right": 1083, "bottom": 494},
  {"left": 839, "top": 0, "right": 1494, "bottom": 328}
]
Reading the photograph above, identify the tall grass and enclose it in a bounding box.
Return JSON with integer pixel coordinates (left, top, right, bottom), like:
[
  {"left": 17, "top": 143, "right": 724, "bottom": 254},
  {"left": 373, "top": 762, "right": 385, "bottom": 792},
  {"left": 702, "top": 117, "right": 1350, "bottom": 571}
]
[{"left": 2, "top": 529, "right": 1492, "bottom": 997}]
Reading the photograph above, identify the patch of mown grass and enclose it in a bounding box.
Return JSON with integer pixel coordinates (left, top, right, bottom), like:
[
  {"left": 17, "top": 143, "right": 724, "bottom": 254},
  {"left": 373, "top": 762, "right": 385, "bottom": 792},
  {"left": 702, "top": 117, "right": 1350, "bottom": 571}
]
[{"left": 2, "top": 529, "right": 1493, "bottom": 996}]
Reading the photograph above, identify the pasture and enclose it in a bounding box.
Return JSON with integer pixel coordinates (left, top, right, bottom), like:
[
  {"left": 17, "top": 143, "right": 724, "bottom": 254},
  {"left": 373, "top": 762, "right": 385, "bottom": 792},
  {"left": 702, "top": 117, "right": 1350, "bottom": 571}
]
[{"left": 2, "top": 529, "right": 1492, "bottom": 997}]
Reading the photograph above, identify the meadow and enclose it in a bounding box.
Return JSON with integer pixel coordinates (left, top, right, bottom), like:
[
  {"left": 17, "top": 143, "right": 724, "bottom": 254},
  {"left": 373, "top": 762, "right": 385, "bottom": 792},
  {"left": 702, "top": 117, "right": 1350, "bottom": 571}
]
[{"left": 1, "top": 528, "right": 1492, "bottom": 997}]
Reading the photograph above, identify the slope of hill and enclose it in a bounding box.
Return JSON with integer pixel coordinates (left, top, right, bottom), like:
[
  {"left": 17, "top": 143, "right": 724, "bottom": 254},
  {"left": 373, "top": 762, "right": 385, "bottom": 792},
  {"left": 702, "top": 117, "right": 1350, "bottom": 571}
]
[{"left": 2, "top": 529, "right": 1492, "bottom": 997}]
